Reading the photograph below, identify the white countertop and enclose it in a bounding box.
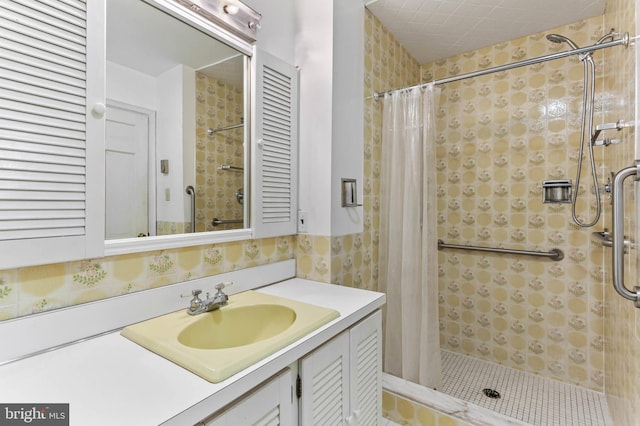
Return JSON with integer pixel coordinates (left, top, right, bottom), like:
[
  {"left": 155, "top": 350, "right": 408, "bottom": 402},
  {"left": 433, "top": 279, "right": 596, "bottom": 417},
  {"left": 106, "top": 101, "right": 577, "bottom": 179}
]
[{"left": 0, "top": 278, "right": 385, "bottom": 426}]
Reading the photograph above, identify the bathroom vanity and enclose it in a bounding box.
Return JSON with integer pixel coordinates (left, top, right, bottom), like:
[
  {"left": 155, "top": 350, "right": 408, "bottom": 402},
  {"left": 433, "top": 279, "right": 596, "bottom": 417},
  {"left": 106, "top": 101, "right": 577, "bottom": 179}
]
[{"left": 0, "top": 261, "right": 385, "bottom": 425}]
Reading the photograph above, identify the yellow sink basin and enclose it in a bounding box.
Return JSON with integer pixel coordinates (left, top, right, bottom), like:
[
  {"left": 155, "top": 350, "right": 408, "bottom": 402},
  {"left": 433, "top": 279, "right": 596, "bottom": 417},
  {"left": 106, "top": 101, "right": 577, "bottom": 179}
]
[
  {"left": 177, "top": 304, "right": 296, "bottom": 349},
  {"left": 121, "top": 291, "right": 339, "bottom": 383}
]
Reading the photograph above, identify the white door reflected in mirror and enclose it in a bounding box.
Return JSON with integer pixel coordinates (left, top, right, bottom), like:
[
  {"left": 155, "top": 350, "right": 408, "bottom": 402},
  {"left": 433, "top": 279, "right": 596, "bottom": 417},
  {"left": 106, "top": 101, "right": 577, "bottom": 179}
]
[{"left": 105, "top": 105, "right": 152, "bottom": 239}]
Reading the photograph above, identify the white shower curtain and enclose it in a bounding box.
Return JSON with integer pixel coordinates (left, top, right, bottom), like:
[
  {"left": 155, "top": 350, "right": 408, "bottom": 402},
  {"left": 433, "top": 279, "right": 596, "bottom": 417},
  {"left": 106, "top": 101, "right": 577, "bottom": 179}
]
[{"left": 379, "top": 84, "right": 442, "bottom": 389}]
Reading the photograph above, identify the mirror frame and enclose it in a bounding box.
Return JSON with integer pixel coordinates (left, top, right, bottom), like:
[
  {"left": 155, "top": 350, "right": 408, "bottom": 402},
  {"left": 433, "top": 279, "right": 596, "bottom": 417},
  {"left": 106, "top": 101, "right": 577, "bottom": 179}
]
[{"left": 105, "top": 0, "right": 254, "bottom": 256}]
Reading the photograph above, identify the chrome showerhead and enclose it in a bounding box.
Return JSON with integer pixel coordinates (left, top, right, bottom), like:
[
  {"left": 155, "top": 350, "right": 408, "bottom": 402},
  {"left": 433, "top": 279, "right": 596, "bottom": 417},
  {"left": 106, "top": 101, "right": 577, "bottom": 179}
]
[{"left": 546, "top": 33, "right": 580, "bottom": 49}]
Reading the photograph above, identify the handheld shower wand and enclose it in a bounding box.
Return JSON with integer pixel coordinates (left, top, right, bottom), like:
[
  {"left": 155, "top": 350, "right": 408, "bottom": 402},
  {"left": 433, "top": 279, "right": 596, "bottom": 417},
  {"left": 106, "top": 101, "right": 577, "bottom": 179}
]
[{"left": 546, "top": 33, "right": 602, "bottom": 227}]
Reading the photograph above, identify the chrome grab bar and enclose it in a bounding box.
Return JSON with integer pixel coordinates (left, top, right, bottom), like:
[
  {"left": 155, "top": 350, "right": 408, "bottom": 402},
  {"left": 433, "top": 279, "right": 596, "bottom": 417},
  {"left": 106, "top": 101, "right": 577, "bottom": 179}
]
[
  {"left": 591, "top": 229, "right": 633, "bottom": 250},
  {"left": 437, "top": 239, "right": 564, "bottom": 261},
  {"left": 207, "top": 123, "right": 243, "bottom": 135},
  {"left": 212, "top": 218, "right": 243, "bottom": 227},
  {"left": 218, "top": 164, "right": 244, "bottom": 172},
  {"left": 185, "top": 186, "right": 195, "bottom": 233},
  {"left": 611, "top": 165, "right": 640, "bottom": 307}
]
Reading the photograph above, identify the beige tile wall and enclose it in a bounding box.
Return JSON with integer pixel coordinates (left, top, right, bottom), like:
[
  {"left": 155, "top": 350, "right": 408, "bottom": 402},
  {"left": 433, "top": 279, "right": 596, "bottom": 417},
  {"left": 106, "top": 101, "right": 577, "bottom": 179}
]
[
  {"left": 360, "top": 6, "right": 640, "bottom": 421},
  {"left": 357, "top": 4, "right": 640, "bottom": 422},
  {"left": 361, "top": 9, "right": 421, "bottom": 295},
  {"left": 195, "top": 72, "right": 245, "bottom": 233},
  {"left": 601, "top": 0, "right": 639, "bottom": 424},
  {"left": 423, "top": 16, "right": 614, "bottom": 391},
  {"left": 383, "top": 391, "right": 472, "bottom": 426},
  {"left": 156, "top": 220, "right": 190, "bottom": 236}
]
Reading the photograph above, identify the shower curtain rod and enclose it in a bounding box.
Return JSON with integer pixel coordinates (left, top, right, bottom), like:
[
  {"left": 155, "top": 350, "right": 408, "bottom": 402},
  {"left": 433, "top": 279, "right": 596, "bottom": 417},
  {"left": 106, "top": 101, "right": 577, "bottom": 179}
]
[{"left": 373, "top": 33, "right": 630, "bottom": 99}]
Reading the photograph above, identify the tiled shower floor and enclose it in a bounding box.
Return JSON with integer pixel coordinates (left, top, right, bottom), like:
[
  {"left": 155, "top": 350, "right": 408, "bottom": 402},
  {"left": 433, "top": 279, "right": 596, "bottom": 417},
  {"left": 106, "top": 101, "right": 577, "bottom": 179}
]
[{"left": 441, "top": 350, "right": 612, "bottom": 426}]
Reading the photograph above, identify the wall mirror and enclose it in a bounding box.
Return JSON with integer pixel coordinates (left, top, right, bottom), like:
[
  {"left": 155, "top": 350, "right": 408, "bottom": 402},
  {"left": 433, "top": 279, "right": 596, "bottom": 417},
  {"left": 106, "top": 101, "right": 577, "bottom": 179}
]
[{"left": 104, "top": 0, "right": 251, "bottom": 253}]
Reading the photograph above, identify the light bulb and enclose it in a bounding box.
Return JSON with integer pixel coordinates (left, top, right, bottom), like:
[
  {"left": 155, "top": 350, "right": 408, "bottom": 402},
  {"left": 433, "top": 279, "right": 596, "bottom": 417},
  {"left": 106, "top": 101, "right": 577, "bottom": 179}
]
[{"left": 223, "top": 4, "right": 239, "bottom": 15}]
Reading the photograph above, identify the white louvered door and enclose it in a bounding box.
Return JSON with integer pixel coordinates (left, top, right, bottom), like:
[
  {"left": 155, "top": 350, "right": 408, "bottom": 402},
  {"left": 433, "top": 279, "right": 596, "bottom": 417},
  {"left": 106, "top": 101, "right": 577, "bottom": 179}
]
[
  {"left": 0, "top": 0, "right": 105, "bottom": 269},
  {"left": 300, "top": 311, "right": 382, "bottom": 426},
  {"left": 251, "top": 49, "right": 298, "bottom": 239},
  {"left": 349, "top": 310, "right": 382, "bottom": 425},
  {"left": 203, "top": 369, "right": 294, "bottom": 426},
  {"left": 300, "top": 331, "right": 350, "bottom": 425}
]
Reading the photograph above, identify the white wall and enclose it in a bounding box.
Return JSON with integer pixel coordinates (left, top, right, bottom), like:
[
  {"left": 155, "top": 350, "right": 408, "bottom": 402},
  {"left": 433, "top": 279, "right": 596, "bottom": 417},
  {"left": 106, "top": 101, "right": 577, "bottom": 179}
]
[
  {"left": 295, "top": 0, "right": 364, "bottom": 236},
  {"left": 156, "top": 65, "right": 194, "bottom": 223},
  {"left": 331, "top": 0, "right": 364, "bottom": 236},
  {"left": 244, "top": 0, "right": 295, "bottom": 63},
  {"left": 295, "top": 1, "right": 334, "bottom": 236},
  {"left": 106, "top": 61, "right": 157, "bottom": 109}
]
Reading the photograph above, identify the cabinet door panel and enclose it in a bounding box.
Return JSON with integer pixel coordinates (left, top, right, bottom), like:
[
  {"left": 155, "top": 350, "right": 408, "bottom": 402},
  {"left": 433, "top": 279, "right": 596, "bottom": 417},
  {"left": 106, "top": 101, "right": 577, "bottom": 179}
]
[
  {"left": 204, "top": 369, "right": 294, "bottom": 425},
  {"left": 300, "top": 332, "right": 350, "bottom": 425},
  {"left": 350, "top": 310, "right": 382, "bottom": 425},
  {"left": 0, "top": 0, "right": 105, "bottom": 268},
  {"left": 251, "top": 49, "right": 298, "bottom": 239}
]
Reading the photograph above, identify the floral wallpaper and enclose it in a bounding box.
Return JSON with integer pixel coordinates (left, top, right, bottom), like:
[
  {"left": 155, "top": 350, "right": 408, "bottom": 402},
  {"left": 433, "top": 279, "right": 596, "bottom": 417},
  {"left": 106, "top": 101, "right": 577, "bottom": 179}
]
[{"left": 0, "top": 236, "right": 295, "bottom": 320}]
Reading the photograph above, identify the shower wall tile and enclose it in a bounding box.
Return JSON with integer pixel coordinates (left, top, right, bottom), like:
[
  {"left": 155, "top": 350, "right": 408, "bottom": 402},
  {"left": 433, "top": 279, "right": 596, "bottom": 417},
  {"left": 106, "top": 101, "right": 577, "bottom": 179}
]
[
  {"left": 423, "top": 16, "right": 609, "bottom": 391},
  {"left": 194, "top": 72, "right": 244, "bottom": 233},
  {"left": 601, "top": 0, "right": 639, "bottom": 424},
  {"left": 360, "top": 9, "right": 421, "bottom": 295},
  {"left": 383, "top": 391, "right": 473, "bottom": 426},
  {"left": 296, "top": 235, "right": 331, "bottom": 282}
]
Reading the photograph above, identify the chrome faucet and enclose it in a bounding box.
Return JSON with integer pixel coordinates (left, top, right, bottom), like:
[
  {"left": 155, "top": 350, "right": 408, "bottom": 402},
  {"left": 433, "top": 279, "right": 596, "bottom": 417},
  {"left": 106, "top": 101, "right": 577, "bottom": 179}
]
[{"left": 182, "top": 282, "right": 232, "bottom": 315}]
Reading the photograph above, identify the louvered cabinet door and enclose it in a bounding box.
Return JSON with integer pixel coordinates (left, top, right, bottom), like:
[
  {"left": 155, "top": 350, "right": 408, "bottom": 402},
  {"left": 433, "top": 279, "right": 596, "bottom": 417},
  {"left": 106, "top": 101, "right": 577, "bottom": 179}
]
[
  {"left": 299, "top": 311, "right": 382, "bottom": 426},
  {"left": 0, "top": 0, "right": 105, "bottom": 269},
  {"left": 348, "top": 310, "right": 382, "bottom": 425},
  {"left": 251, "top": 49, "right": 298, "bottom": 239},
  {"left": 202, "top": 369, "right": 295, "bottom": 426},
  {"left": 300, "top": 331, "right": 350, "bottom": 426}
]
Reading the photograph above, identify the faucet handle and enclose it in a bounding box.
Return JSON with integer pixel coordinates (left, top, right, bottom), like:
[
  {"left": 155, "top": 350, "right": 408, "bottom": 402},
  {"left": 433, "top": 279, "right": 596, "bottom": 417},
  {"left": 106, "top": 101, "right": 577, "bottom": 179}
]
[
  {"left": 215, "top": 281, "right": 233, "bottom": 291},
  {"left": 181, "top": 289, "right": 202, "bottom": 298},
  {"left": 181, "top": 289, "right": 204, "bottom": 313},
  {"left": 213, "top": 282, "right": 232, "bottom": 306}
]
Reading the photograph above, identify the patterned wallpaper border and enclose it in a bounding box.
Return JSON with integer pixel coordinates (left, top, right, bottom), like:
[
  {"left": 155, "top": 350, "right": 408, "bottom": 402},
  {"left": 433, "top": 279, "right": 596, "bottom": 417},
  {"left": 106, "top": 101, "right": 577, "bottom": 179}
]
[{"left": 0, "top": 236, "right": 295, "bottom": 320}]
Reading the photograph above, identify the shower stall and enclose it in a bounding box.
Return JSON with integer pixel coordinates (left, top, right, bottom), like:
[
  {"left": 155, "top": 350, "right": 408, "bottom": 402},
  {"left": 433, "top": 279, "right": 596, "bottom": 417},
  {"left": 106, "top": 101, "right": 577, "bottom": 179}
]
[{"left": 371, "top": 11, "right": 639, "bottom": 426}]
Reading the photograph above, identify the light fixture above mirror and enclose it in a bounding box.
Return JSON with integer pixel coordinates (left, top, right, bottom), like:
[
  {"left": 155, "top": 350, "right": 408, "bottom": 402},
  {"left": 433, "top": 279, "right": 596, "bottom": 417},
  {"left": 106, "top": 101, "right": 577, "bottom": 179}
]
[{"left": 171, "top": 0, "right": 262, "bottom": 42}]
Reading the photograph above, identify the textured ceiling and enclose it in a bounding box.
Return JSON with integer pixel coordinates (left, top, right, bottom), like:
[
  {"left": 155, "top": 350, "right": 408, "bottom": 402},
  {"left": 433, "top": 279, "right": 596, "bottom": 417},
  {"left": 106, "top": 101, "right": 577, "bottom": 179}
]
[{"left": 366, "top": 0, "right": 606, "bottom": 64}]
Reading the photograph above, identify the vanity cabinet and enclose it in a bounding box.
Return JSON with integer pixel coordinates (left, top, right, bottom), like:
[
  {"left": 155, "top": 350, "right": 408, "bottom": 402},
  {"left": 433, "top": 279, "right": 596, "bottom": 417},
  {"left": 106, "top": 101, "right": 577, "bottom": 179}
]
[
  {"left": 194, "top": 310, "right": 382, "bottom": 426},
  {"left": 299, "top": 310, "right": 382, "bottom": 425},
  {"left": 201, "top": 368, "right": 295, "bottom": 426}
]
